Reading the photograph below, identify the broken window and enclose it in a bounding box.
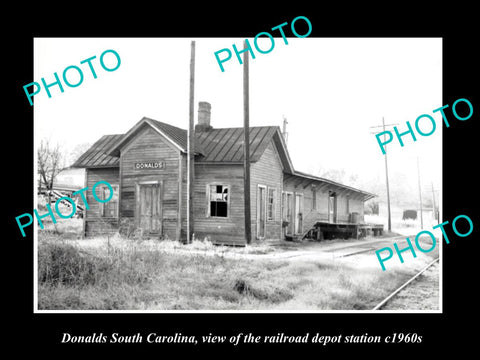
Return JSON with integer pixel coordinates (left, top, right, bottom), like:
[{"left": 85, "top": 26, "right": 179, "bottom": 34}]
[{"left": 208, "top": 184, "right": 229, "bottom": 217}]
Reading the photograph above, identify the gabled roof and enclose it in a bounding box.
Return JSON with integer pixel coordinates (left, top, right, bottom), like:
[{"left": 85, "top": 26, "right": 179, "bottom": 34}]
[
  {"left": 71, "top": 118, "right": 294, "bottom": 172},
  {"left": 108, "top": 117, "right": 205, "bottom": 157}
]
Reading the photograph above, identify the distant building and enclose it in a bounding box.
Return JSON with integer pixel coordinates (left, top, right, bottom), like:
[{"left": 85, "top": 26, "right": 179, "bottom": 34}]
[{"left": 52, "top": 168, "right": 85, "bottom": 193}]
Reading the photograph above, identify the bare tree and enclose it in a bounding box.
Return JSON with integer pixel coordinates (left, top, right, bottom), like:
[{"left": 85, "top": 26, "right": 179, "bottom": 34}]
[
  {"left": 67, "top": 142, "right": 92, "bottom": 167},
  {"left": 38, "top": 139, "right": 65, "bottom": 208}
]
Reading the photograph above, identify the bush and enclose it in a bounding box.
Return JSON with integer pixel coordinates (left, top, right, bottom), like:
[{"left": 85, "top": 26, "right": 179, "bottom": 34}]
[
  {"left": 38, "top": 239, "right": 161, "bottom": 291},
  {"left": 118, "top": 218, "right": 152, "bottom": 241},
  {"left": 38, "top": 242, "right": 101, "bottom": 286},
  {"left": 365, "top": 201, "right": 379, "bottom": 215},
  {"left": 233, "top": 278, "right": 293, "bottom": 303}
]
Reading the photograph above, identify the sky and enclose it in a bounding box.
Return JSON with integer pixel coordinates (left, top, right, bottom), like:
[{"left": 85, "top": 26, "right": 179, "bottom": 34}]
[{"left": 34, "top": 37, "right": 442, "bottom": 199}]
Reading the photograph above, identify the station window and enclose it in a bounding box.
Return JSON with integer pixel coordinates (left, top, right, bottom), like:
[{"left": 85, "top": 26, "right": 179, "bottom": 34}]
[
  {"left": 98, "top": 185, "right": 119, "bottom": 218},
  {"left": 208, "top": 184, "right": 229, "bottom": 218}
]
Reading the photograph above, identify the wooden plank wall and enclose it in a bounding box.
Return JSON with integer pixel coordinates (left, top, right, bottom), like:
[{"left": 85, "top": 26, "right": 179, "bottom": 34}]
[
  {"left": 250, "top": 141, "right": 283, "bottom": 240},
  {"left": 120, "top": 126, "right": 181, "bottom": 240},
  {"left": 193, "top": 163, "right": 245, "bottom": 245},
  {"left": 82, "top": 125, "right": 366, "bottom": 243},
  {"left": 84, "top": 167, "right": 120, "bottom": 237},
  {"left": 283, "top": 176, "right": 366, "bottom": 235}
]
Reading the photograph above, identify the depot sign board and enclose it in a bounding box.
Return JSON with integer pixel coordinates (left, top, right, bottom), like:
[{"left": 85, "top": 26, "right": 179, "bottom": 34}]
[{"left": 134, "top": 161, "right": 165, "bottom": 170}]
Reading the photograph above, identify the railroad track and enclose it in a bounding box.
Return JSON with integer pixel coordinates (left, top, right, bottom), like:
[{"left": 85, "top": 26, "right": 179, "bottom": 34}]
[{"left": 372, "top": 257, "right": 440, "bottom": 310}]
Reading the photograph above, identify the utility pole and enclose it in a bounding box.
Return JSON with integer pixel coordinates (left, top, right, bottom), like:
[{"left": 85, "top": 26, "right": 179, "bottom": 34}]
[
  {"left": 370, "top": 118, "right": 398, "bottom": 232},
  {"left": 187, "top": 40, "right": 195, "bottom": 244},
  {"left": 243, "top": 40, "right": 252, "bottom": 244},
  {"left": 282, "top": 115, "right": 288, "bottom": 146},
  {"left": 417, "top": 157, "right": 423, "bottom": 229},
  {"left": 431, "top": 182, "right": 438, "bottom": 221}
]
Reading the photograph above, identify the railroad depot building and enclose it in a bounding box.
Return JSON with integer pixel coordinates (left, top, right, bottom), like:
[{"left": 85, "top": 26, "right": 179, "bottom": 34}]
[{"left": 72, "top": 102, "right": 376, "bottom": 245}]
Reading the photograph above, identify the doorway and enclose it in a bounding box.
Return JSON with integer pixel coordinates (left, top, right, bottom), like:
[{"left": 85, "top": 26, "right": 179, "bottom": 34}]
[
  {"left": 328, "top": 191, "right": 336, "bottom": 223},
  {"left": 257, "top": 185, "right": 266, "bottom": 239},
  {"left": 136, "top": 182, "right": 162, "bottom": 234},
  {"left": 294, "top": 193, "right": 303, "bottom": 235},
  {"left": 282, "top": 192, "right": 294, "bottom": 236}
]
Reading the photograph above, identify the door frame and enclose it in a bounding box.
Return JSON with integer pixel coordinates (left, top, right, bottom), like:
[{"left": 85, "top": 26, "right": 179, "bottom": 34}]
[
  {"left": 135, "top": 180, "right": 163, "bottom": 234},
  {"left": 294, "top": 193, "right": 304, "bottom": 235},
  {"left": 328, "top": 191, "right": 337, "bottom": 223},
  {"left": 257, "top": 184, "right": 267, "bottom": 239},
  {"left": 282, "top": 191, "right": 294, "bottom": 236}
]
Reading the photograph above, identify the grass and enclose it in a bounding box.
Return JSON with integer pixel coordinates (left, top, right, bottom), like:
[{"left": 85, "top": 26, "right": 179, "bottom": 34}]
[{"left": 37, "top": 231, "right": 428, "bottom": 311}]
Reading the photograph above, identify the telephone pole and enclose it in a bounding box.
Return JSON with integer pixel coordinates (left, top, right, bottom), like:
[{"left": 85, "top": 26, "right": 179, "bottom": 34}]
[
  {"left": 370, "top": 118, "right": 398, "bottom": 232},
  {"left": 187, "top": 40, "right": 195, "bottom": 244},
  {"left": 243, "top": 41, "right": 252, "bottom": 244},
  {"left": 431, "top": 182, "right": 438, "bottom": 221},
  {"left": 282, "top": 115, "right": 288, "bottom": 146},
  {"left": 417, "top": 157, "right": 423, "bottom": 229}
]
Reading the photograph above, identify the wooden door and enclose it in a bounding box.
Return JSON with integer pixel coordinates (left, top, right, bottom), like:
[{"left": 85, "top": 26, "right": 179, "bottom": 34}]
[
  {"left": 328, "top": 193, "right": 336, "bottom": 223},
  {"left": 294, "top": 193, "right": 303, "bottom": 235},
  {"left": 137, "top": 183, "right": 162, "bottom": 234},
  {"left": 283, "top": 192, "right": 294, "bottom": 236},
  {"left": 257, "top": 186, "right": 266, "bottom": 239}
]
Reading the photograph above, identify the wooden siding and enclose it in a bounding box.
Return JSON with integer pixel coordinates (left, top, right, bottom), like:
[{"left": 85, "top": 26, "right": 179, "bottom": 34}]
[
  {"left": 120, "top": 126, "right": 181, "bottom": 240},
  {"left": 193, "top": 162, "right": 245, "bottom": 245},
  {"left": 78, "top": 120, "right": 370, "bottom": 244},
  {"left": 84, "top": 167, "right": 120, "bottom": 237},
  {"left": 251, "top": 141, "right": 283, "bottom": 240},
  {"left": 283, "top": 176, "right": 365, "bottom": 236},
  {"left": 193, "top": 140, "right": 284, "bottom": 243}
]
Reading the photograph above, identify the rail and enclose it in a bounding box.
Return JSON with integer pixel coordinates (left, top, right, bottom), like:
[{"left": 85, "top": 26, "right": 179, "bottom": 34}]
[{"left": 372, "top": 257, "right": 439, "bottom": 310}]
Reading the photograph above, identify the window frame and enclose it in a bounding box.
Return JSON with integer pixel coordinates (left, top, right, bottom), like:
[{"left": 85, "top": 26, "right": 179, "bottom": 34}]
[
  {"left": 98, "top": 184, "right": 119, "bottom": 218},
  {"left": 206, "top": 183, "right": 230, "bottom": 219}
]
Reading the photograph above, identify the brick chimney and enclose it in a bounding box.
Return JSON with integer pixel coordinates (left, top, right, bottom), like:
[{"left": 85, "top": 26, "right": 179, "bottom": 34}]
[{"left": 195, "top": 101, "right": 212, "bottom": 132}]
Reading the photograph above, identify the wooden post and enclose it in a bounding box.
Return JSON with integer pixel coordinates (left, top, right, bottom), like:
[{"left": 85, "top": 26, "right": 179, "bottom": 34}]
[
  {"left": 382, "top": 117, "right": 392, "bottom": 233},
  {"left": 370, "top": 119, "right": 397, "bottom": 233},
  {"left": 176, "top": 153, "right": 183, "bottom": 242},
  {"left": 282, "top": 115, "right": 288, "bottom": 146},
  {"left": 187, "top": 40, "right": 195, "bottom": 244},
  {"left": 82, "top": 168, "right": 88, "bottom": 238},
  {"left": 417, "top": 157, "right": 423, "bottom": 229},
  {"left": 431, "top": 182, "right": 437, "bottom": 221},
  {"left": 243, "top": 41, "right": 252, "bottom": 244}
]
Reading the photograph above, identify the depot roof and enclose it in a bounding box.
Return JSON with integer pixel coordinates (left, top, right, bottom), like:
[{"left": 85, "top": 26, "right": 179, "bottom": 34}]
[{"left": 72, "top": 117, "right": 294, "bottom": 172}]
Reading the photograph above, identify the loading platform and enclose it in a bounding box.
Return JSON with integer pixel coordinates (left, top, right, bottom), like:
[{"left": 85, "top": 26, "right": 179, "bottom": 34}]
[{"left": 302, "top": 221, "right": 384, "bottom": 241}]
